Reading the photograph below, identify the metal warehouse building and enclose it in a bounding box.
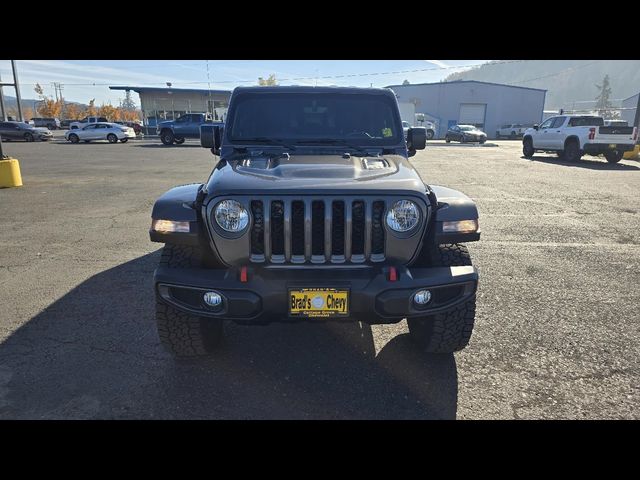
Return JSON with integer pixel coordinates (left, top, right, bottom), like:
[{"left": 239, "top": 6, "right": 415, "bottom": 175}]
[
  {"left": 621, "top": 92, "right": 639, "bottom": 127},
  {"left": 109, "top": 86, "right": 232, "bottom": 130},
  {"left": 386, "top": 80, "right": 547, "bottom": 139}
]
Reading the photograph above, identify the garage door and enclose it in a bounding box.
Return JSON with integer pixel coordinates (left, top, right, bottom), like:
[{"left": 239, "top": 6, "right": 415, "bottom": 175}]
[{"left": 459, "top": 103, "right": 486, "bottom": 127}]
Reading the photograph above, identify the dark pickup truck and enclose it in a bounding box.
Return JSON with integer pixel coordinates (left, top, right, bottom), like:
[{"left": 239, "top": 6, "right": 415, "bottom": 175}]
[
  {"left": 149, "top": 86, "right": 481, "bottom": 357},
  {"left": 157, "top": 113, "right": 221, "bottom": 145}
]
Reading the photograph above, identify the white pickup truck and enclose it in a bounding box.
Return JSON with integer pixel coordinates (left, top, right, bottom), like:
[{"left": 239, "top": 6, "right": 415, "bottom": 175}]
[
  {"left": 69, "top": 116, "right": 109, "bottom": 130},
  {"left": 522, "top": 115, "right": 638, "bottom": 163}
]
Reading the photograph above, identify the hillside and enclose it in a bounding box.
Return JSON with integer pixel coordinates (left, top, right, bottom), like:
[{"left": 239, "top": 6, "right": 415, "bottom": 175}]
[{"left": 445, "top": 60, "right": 640, "bottom": 110}]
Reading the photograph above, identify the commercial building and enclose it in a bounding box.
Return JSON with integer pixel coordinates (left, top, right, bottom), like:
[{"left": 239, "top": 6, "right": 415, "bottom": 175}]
[
  {"left": 386, "top": 80, "right": 547, "bottom": 139},
  {"left": 109, "top": 86, "right": 232, "bottom": 129},
  {"left": 621, "top": 92, "right": 639, "bottom": 127}
]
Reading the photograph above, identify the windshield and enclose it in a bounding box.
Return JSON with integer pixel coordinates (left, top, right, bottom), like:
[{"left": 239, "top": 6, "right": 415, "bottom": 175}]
[{"left": 227, "top": 92, "right": 402, "bottom": 145}]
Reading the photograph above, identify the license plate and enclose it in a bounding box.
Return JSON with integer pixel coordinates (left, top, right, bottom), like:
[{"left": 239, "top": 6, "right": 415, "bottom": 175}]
[
  {"left": 289, "top": 288, "right": 349, "bottom": 318},
  {"left": 609, "top": 144, "right": 617, "bottom": 149}
]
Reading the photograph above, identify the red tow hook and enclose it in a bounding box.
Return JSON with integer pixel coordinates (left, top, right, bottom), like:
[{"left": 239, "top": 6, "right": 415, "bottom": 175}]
[
  {"left": 240, "top": 266, "right": 248, "bottom": 283},
  {"left": 388, "top": 266, "right": 398, "bottom": 282}
]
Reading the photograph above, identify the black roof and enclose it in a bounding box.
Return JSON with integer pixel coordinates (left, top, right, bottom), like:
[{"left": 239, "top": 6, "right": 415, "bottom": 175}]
[{"left": 233, "top": 85, "right": 395, "bottom": 95}]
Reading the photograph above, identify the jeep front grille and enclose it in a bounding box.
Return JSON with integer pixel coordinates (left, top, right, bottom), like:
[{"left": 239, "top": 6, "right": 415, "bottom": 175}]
[{"left": 249, "top": 197, "right": 388, "bottom": 264}]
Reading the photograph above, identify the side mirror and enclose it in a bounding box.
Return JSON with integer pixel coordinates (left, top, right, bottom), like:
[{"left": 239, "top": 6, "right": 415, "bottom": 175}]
[
  {"left": 533, "top": 124, "right": 539, "bottom": 130},
  {"left": 201, "top": 124, "right": 223, "bottom": 155},
  {"left": 407, "top": 127, "right": 427, "bottom": 151}
]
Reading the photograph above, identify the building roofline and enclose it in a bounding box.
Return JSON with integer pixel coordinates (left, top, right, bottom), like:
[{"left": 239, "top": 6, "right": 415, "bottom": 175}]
[
  {"left": 385, "top": 80, "right": 547, "bottom": 93},
  {"left": 109, "top": 86, "right": 232, "bottom": 95},
  {"left": 622, "top": 92, "right": 639, "bottom": 102}
]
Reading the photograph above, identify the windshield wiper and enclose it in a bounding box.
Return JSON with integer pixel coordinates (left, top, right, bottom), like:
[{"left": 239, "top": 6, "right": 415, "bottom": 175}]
[
  {"left": 238, "top": 137, "right": 296, "bottom": 151},
  {"left": 294, "top": 139, "right": 371, "bottom": 156}
]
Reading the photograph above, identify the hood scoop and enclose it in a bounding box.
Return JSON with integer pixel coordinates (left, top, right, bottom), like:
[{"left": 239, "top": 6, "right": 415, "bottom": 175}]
[{"left": 234, "top": 154, "right": 398, "bottom": 181}]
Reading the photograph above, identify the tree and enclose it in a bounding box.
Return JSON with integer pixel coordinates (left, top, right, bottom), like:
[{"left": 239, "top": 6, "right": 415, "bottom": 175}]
[
  {"left": 119, "top": 90, "right": 137, "bottom": 111},
  {"left": 595, "top": 74, "right": 614, "bottom": 118},
  {"left": 98, "top": 103, "right": 118, "bottom": 121},
  {"left": 86, "top": 99, "right": 97, "bottom": 116},
  {"left": 65, "top": 103, "right": 84, "bottom": 120},
  {"left": 258, "top": 74, "right": 278, "bottom": 86},
  {"left": 33, "top": 82, "right": 63, "bottom": 118},
  {"left": 402, "top": 79, "right": 410, "bottom": 85}
]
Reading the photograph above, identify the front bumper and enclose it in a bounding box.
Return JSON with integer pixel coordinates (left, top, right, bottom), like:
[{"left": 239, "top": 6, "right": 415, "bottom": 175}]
[{"left": 154, "top": 264, "right": 478, "bottom": 324}]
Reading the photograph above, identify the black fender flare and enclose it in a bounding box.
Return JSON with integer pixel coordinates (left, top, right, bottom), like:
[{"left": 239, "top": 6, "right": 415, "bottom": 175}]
[{"left": 429, "top": 185, "right": 480, "bottom": 244}]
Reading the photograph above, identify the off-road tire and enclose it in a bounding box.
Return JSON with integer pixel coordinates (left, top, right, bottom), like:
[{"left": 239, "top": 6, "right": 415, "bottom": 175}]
[
  {"left": 604, "top": 150, "right": 623, "bottom": 164},
  {"left": 160, "top": 130, "right": 174, "bottom": 145},
  {"left": 563, "top": 139, "right": 582, "bottom": 162},
  {"left": 407, "top": 244, "right": 477, "bottom": 353},
  {"left": 522, "top": 137, "right": 534, "bottom": 158},
  {"left": 69, "top": 134, "right": 79, "bottom": 144},
  {"left": 155, "top": 244, "right": 224, "bottom": 357},
  {"left": 24, "top": 132, "right": 34, "bottom": 142}
]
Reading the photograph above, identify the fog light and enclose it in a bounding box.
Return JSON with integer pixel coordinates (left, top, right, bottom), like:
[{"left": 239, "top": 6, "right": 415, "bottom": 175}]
[
  {"left": 203, "top": 291, "right": 223, "bottom": 308},
  {"left": 413, "top": 289, "right": 432, "bottom": 305}
]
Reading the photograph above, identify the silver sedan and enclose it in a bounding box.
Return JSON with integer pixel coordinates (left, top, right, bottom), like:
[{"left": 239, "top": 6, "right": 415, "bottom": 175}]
[{"left": 65, "top": 122, "right": 136, "bottom": 144}]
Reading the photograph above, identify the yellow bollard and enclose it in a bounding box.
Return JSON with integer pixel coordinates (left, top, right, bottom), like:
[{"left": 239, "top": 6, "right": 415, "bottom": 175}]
[
  {"left": 0, "top": 158, "right": 23, "bottom": 188},
  {"left": 623, "top": 145, "right": 639, "bottom": 160}
]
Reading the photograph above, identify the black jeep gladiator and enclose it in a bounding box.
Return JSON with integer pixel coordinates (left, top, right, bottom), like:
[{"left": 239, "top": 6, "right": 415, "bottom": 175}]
[{"left": 150, "top": 86, "right": 480, "bottom": 357}]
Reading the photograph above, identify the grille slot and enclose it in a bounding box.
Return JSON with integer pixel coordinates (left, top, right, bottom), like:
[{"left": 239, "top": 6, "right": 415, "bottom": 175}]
[
  {"left": 331, "top": 201, "right": 345, "bottom": 257},
  {"left": 246, "top": 197, "right": 395, "bottom": 264},
  {"left": 270, "top": 201, "right": 285, "bottom": 257},
  {"left": 311, "top": 201, "right": 325, "bottom": 257},
  {"left": 371, "top": 201, "right": 385, "bottom": 255},
  {"left": 250, "top": 201, "right": 264, "bottom": 256}
]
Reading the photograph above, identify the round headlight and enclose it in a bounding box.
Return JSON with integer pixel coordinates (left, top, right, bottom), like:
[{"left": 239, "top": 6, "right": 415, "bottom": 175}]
[
  {"left": 214, "top": 200, "right": 249, "bottom": 233},
  {"left": 386, "top": 200, "right": 419, "bottom": 232}
]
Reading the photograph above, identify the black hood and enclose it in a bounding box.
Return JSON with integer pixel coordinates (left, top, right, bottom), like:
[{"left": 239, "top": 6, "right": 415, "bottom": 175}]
[{"left": 204, "top": 152, "right": 427, "bottom": 197}]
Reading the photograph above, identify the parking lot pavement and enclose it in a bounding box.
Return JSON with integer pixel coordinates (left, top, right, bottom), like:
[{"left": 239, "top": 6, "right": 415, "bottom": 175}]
[{"left": 0, "top": 138, "right": 638, "bottom": 419}]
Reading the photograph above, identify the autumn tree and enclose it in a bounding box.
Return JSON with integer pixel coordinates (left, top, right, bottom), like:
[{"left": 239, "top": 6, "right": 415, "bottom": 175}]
[
  {"left": 98, "top": 103, "right": 118, "bottom": 121},
  {"left": 33, "top": 82, "right": 64, "bottom": 118},
  {"left": 65, "top": 103, "right": 84, "bottom": 120},
  {"left": 258, "top": 74, "right": 278, "bottom": 86},
  {"left": 86, "top": 99, "right": 97, "bottom": 116}
]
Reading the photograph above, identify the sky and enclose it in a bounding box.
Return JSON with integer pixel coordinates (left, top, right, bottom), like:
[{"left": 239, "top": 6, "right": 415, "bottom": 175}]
[{"left": 0, "top": 60, "right": 488, "bottom": 106}]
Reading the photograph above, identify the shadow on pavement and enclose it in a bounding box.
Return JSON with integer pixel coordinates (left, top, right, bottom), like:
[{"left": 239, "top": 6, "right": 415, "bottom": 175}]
[
  {"left": 132, "top": 143, "right": 202, "bottom": 148},
  {"left": 521, "top": 155, "right": 640, "bottom": 170},
  {"left": 0, "top": 252, "right": 457, "bottom": 419}
]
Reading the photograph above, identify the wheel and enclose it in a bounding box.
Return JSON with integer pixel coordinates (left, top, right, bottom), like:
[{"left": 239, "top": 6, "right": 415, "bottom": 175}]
[
  {"left": 522, "top": 137, "right": 534, "bottom": 158},
  {"left": 120, "top": 138, "right": 128, "bottom": 143},
  {"left": 445, "top": 136, "right": 451, "bottom": 143},
  {"left": 161, "top": 130, "right": 175, "bottom": 145},
  {"left": 407, "top": 244, "right": 477, "bottom": 353},
  {"left": 174, "top": 137, "right": 185, "bottom": 144},
  {"left": 479, "top": 138, "right": 486, "bottom": 144},
  {"left": 604, "top": 150, "right": 623, "bottom": 164},
  {"left": 510, "top": 130, "right": 516, "bottom": 138},
  {"left": 107, "top": 133, "right": 118, "bottom": 144},
  {"left": 68, "top": 133, "right": 79, "bottom": 143},
  {"left": 155, "top": 244, "right": 225, "bottom": 357},
  {"left": 495, "top": 132, "right": 501, "bottom": 139},
  {"left": 24, "top": 132, "right": 34, "bottom": 142},
  {"left": 459, "top": 136, "right": 466, "bottom": 144},
  {"left": 48, "top": 124, "right": 55, "bottom": 130},
  {"left": 563, "top": 139, "right": 582, "bottom": 162},
  {"left": 426, "top": 129, "right": 434, "bottom": 140}
]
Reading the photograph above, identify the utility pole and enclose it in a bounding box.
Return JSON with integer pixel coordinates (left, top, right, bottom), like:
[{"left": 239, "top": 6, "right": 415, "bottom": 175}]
[
  {"left": 11, "top": 60, "right": 23, "bottom": 122},
  {"left": 0, "top": 73, "right": 7, "bottom": 121}
]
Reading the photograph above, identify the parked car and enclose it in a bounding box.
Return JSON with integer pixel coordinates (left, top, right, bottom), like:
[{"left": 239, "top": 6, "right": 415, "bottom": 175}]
[
  {"left": 60, "top": 119, "right": 77, "bottom": 129},
  {"left": 31, "top": 117, "right": 60, "bottom": 130},
  {"left": 113, "top": 121, "right": 143, "bottom": 135},
  {"left": 445, "top": 125, "right": 487, "bottom": 144},
  {"left": 403, "top": 120, "right": 435, "bottom": 140},
  {"left": 64, "top": 122, "right": 136, "bottom": 144},
  {"left": 69, "top": 116, "right": 109, "bottom": 130},
  {"left": 496, "top": 123, "right": 526, "bottom": 139},
  {"left": 0, "top": 121, "right": 53, "bottom": 142},
  {"left": 522, "top": 115, "right": 638, "bottom": 163},
  {"left": 156, "top": 113, "right": 216, "bottom": 145},
  {"left": 149, "top": 85, "right": 481, "bottom": 357}
]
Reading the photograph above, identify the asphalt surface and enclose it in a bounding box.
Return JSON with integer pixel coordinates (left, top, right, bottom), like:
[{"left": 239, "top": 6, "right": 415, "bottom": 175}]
[{"left": 0, "top": 136, "right": 638, "bottom": 419}]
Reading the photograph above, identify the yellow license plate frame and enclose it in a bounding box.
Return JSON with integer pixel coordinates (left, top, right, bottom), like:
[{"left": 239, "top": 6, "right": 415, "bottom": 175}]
[{"left": 289, "top": 288, "right": 349, "bottom": 318}]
